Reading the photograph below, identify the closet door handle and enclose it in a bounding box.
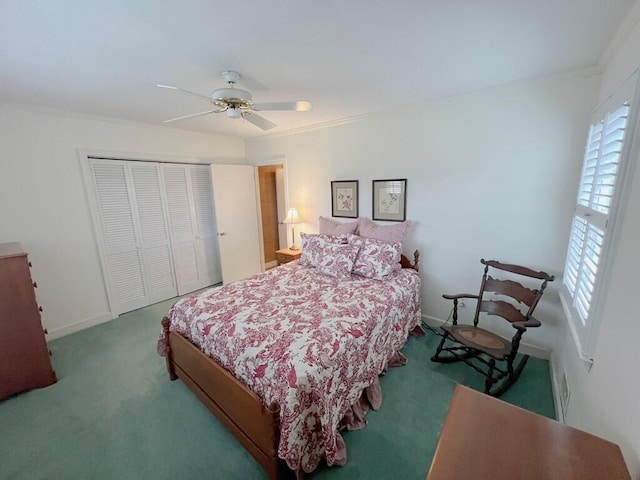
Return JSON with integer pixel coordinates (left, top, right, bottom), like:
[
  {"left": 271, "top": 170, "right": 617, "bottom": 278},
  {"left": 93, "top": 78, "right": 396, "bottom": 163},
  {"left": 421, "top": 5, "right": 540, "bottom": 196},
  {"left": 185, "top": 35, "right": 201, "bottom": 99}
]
[{"left": 218, "top": 232, "right": 227, "bottom": 236}]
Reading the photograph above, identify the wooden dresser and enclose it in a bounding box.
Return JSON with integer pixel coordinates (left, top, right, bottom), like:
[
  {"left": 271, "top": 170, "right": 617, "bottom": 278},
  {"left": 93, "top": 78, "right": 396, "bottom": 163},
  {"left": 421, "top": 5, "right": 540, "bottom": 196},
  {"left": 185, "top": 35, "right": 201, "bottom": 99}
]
[{"left": 0, "top": 243, "right": 56, "bottom": 400}]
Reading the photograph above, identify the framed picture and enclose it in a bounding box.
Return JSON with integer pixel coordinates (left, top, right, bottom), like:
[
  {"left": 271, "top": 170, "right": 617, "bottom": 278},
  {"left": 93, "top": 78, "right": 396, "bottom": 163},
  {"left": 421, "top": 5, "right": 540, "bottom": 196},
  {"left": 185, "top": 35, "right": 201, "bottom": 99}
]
[
  {"left": 331, "top": 180, "right": 359, "bottom": 218},
  {"left": 372, "top": 179, "right": 407, "bottom": 221}
]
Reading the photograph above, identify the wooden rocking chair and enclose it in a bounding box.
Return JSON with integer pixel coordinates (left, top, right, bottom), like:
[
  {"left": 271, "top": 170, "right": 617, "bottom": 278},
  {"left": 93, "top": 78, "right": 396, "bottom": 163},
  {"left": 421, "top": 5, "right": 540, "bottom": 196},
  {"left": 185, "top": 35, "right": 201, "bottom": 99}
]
[{"left": 431, "top": 259, "right": 554, "bottom": 397}]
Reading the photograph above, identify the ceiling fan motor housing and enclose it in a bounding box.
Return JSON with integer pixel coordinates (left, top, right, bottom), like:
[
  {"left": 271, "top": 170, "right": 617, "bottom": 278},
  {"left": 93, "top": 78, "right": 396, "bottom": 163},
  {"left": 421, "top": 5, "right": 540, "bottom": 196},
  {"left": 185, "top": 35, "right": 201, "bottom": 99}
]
[{"left": 211, "top": 87, "right": 253, "bottom": 109}]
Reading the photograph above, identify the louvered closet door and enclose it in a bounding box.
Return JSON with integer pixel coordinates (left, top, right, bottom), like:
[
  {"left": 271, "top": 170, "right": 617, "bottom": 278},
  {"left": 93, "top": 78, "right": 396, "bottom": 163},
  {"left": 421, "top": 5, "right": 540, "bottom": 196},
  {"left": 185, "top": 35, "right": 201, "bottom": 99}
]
[
  {"left": 90, "top": 160, "right": 149, "bottom": 314},
  {"left": 161, "top": 165, "right": 201, "bottom": 295},
  {"left": 129, "top": 163, "right": 178, "bottom": 303},
  {"left": 189, "top": 165, "right": 222, "bottom": 287}
]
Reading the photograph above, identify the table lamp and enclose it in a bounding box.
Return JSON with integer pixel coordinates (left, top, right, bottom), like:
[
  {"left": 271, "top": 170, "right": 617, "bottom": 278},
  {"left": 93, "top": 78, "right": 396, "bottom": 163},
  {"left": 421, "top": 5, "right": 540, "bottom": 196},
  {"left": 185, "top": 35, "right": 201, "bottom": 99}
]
[{"left": 282, "top": 207, "right": 302, "bottom": 250}]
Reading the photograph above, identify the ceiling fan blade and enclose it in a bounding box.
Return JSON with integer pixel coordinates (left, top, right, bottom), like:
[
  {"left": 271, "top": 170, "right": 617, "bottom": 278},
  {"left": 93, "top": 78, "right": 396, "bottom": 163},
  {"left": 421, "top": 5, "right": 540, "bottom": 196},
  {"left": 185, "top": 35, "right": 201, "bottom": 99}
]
[
  {"left": 156, "top": 84, "right": 211, "bottom": 101},
  {"left": 252, "top": 101, "right": 313, "bottom": 112},
  {"left": 242, "top": 112, "right": 276, "bottom": 130},
  {"left": 163, "top": 109, "right": 219, "bottom": 123}
]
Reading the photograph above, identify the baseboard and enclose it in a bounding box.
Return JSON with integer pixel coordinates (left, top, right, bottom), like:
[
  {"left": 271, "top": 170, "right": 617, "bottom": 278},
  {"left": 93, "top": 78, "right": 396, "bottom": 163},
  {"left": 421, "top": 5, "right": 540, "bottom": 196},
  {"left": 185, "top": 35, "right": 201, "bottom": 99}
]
[
  {"left": 47, "top": 313, "right": 114, "bottom": 340},
  {"left": 421, "top": 314, "right": 552, "bottom": 360},
  {"left": 549, "top": 351, "right": 565, "bottom": 423},
  {"left": 265, "top": 260, "right": 278, "bottom": 270}
]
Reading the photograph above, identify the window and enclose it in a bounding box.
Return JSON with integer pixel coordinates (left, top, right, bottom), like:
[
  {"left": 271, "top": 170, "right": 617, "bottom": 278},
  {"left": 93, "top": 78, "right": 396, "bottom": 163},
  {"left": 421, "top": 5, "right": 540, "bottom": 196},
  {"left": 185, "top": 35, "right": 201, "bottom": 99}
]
[{"left": 561, "top": 76, "right": 637, "bottom": 363}]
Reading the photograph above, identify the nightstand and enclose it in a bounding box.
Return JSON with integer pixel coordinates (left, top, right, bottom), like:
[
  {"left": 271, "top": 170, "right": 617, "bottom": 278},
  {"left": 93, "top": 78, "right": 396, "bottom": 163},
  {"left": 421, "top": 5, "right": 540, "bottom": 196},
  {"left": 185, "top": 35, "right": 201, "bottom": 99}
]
[{"left": 275, "top": 248, "right": 301, "bottom": 265}]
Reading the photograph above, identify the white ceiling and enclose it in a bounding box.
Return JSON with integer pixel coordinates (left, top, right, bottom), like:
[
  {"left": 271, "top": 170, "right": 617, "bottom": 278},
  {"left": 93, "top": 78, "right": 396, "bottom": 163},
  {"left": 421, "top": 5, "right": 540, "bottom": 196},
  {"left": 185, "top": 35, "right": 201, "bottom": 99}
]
[{"left": 0, "top": 0, "right": 635, "bottom": 138}]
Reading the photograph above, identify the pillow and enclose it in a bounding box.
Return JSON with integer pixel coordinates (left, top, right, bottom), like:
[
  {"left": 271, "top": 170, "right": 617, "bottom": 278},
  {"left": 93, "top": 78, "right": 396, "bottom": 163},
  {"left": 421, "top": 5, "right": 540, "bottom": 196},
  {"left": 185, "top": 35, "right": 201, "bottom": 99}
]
[
  {"left": 319, "top": 216, "right": 359, "bottom": 235},
  {"left": 300, "top": 233, "right": 348, "bottom": 267},
  {"left": 316, "top": 243, "right": 360, "bottom": 279},
  {"left": 350, "top": 236, "right": 402, "bottom": 280},
  {"left": 358, "top": 217, "right": 408, "bottom": 244}
]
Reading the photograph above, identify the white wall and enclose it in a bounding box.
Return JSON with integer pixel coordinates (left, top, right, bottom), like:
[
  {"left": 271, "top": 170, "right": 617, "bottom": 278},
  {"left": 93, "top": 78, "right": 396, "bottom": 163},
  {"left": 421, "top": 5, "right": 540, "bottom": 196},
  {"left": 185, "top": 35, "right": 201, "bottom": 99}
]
[
  {"left": 556, "top": 3, "right": 640, "bottom": 476},
  {"left": 245, "top": 70, "right": 599, "bottom": 353},
  {"left": 0, "top": 103, "right": 244, "bottom": 337}
]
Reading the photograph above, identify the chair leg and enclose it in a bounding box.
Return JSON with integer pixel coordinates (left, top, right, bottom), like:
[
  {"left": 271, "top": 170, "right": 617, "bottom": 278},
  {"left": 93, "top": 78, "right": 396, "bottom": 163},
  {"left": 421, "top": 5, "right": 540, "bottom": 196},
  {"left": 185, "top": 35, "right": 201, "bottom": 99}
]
[
  {"left": 484, "top": 358, "right": 496, "bottom": 394},
  {"left": 430, "top": 331, "right": 449, "bottom": 362},
  {"left": 487, "top": 354, "right": 530, "bottom": 397}
]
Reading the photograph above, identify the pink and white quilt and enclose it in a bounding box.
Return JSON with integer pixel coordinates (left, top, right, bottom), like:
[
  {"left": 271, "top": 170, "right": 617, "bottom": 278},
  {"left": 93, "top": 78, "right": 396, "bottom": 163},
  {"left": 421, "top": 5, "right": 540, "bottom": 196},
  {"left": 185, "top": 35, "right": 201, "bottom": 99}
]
[{"left": 162, "top": 261, "right": 421, "bottom": 473}]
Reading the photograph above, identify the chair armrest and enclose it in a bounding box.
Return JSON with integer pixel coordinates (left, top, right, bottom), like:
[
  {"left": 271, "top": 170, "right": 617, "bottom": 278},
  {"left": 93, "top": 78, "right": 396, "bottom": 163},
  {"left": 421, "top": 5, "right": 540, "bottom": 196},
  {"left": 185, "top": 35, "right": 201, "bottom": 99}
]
[
  {"left": 442, "top": 293, "right": 479, "bottom": 300},
  {"left": 512, "top": 317, "right": 541, "bottom": 331}
]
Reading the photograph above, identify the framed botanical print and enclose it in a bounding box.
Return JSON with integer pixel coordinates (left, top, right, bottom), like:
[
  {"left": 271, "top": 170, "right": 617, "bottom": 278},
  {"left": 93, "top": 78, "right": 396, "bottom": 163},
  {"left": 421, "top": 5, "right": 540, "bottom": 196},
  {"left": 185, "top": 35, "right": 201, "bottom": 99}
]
[
  {"left": 372, "top": 179, "right": 407, "bottom": 221},
  {"left": 331, "top": 180, "right": 359, "bottom": 218}
]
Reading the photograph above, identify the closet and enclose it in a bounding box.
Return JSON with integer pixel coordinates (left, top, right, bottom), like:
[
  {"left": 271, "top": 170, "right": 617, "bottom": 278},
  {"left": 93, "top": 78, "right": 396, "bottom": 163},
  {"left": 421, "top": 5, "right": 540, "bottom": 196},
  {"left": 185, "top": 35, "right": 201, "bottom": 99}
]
[{"left": 87, "top": 159, "right": 222, "bottom": 315}]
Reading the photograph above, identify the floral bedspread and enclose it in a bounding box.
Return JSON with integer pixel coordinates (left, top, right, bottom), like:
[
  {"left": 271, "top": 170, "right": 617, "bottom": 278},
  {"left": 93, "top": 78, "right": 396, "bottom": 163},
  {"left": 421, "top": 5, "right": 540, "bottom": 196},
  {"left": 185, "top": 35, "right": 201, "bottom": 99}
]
[{"left": 163, "top": 261, "right": 421, "bottom": 473}]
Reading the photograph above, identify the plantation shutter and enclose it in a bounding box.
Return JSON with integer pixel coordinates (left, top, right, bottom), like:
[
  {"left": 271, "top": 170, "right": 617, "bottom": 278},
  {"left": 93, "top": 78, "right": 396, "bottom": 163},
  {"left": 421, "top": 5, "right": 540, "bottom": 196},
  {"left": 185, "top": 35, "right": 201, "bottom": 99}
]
[
  {"left": 562, "top": 80, "right": 635, "bottom": 360},
  {"left": 90, "top": 160, "right": 148, "bottom": 314}
]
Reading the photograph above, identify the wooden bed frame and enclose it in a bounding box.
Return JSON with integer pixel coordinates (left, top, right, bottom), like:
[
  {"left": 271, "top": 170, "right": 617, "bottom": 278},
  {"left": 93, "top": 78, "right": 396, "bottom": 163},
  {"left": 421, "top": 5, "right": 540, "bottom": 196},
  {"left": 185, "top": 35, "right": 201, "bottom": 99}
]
[{"left": 160, "top": 251, "right": 420, "bottom": 479}]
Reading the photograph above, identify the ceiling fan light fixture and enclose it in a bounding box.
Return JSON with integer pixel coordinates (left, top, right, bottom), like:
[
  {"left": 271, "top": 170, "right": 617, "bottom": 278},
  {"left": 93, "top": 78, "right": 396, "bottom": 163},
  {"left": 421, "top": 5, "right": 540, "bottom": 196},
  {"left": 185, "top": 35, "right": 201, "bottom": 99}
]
[{"left": 226, "top": 108, "right": 242, "bottom": 119}]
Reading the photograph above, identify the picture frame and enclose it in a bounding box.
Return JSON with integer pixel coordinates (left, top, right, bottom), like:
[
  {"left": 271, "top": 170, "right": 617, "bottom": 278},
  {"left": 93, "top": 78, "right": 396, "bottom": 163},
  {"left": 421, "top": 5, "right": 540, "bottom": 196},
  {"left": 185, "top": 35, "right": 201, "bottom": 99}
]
[
  {"left": 372, "top": 179, "right": 407, "bottom": 222},
  {"left": 331, "top": 180, "right": 359, "bottom": 218}
]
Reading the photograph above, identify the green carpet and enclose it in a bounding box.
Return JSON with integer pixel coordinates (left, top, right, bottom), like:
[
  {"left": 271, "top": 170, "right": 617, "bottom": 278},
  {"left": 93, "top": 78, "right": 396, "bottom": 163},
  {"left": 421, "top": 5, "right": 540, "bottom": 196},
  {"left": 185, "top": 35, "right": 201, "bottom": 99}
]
[{"left": 0, "top": 299, "right": 555, "bottom": 479}]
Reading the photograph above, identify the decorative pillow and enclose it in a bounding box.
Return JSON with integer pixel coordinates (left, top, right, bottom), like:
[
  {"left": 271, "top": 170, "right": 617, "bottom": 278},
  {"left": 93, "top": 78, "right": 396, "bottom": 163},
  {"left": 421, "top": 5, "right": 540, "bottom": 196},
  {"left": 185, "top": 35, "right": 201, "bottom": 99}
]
[
  {"left": 300, "top": 233, "right": 348, "bottom": 267},
  {"left": 319, "top": 216, "right": 359, "bottom": 235},
  {"left": 358, "top": 217, "right": 409, "bottom": 244},
  {"left": 350, "top": 236, "right": 402, "bottom": 280},
  {"left": 316, "top": 243, "right": 360, "bottom": 279}
]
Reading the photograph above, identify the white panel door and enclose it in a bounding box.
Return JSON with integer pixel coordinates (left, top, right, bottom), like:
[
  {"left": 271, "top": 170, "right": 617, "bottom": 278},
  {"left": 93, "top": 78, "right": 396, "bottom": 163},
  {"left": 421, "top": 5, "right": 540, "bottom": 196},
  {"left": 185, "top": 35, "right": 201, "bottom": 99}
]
[
  {"left": 90, "top": 160, "right": 148, "bottom": 314},
  {"left": 129, "top": 162, "right": 178, "bottom": 303},
  {"left": 189, "top": 165, "right": 223, "bottom": 287},
  {"left": 161, "top": 164, "right": 200, "bottom": 295},
  {"left": 211, "top": 164, "right": 262, "bottom": 284}
]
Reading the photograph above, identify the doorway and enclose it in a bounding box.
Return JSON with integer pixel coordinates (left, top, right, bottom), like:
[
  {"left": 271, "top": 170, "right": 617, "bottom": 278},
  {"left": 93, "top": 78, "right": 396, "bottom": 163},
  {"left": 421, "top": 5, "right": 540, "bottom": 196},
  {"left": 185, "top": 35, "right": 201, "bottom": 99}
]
[{"left": 257, "top": 164, "right": 286, "bottom": 269}]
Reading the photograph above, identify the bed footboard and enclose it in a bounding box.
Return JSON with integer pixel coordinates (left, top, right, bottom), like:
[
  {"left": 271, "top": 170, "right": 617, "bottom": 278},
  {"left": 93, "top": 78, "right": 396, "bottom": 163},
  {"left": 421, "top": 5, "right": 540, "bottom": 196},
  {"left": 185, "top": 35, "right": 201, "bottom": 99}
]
[{"left": 160, "top": 317, "right": 290, "bottom": 479}]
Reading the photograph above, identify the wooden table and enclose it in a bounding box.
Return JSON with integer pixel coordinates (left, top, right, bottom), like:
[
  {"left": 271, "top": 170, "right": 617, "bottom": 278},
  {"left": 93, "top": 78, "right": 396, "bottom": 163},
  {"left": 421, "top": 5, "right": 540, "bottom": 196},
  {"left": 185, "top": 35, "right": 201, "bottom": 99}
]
[
  {"left": 275, "top": 247, "right": 301, "bottom": 265},
  {"left": 427, "top": 385, "right": 630, "bottom": 480}
]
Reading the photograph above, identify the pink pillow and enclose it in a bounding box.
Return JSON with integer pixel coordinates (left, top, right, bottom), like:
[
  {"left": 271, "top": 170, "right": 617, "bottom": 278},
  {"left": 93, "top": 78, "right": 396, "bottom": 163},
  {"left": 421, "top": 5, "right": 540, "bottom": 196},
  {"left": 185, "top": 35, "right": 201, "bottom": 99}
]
[
  {"left": 316, "top": 243, "right": 360, "bottom": 279},
  {"left": 319, "top": 216, "right": 359, "bottom": 235},
  {"left": 358, "top": 217, "right": 408, "bottom": 244},
  {"left": 300, "top": 233, "right": 348, "bottom": 267},
  {"left": 350, "top": 236, "right": 402, "bottom": 280}
]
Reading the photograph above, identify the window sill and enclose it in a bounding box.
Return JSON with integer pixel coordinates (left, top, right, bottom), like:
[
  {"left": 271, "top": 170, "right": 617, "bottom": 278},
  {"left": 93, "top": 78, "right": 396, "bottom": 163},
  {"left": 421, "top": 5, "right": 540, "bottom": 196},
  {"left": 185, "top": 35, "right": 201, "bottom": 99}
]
[{"left": 558, "top": 289, "right": 595, "bottom": 371}]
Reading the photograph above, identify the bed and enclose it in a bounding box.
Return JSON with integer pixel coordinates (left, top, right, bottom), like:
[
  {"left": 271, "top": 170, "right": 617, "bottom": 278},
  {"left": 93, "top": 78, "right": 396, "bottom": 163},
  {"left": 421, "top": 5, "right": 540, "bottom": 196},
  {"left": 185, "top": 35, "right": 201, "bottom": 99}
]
[{"left": 158, "top": 236, "right": 420, "bottom": 479}]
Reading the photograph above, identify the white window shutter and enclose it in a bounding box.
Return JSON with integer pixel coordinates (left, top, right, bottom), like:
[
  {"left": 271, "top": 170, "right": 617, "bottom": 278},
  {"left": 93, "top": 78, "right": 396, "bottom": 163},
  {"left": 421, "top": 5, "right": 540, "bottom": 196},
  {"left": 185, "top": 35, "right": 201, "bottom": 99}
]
[{"left": 561, "top": 80, "right": 634, "bottom": 361}]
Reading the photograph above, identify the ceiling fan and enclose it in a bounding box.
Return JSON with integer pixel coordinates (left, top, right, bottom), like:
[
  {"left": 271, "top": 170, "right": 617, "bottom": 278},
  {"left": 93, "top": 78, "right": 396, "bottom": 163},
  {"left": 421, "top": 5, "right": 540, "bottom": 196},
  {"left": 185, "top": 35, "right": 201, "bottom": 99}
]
[{"left": 157, "top": 71, "right": 312, "bottom": 130}]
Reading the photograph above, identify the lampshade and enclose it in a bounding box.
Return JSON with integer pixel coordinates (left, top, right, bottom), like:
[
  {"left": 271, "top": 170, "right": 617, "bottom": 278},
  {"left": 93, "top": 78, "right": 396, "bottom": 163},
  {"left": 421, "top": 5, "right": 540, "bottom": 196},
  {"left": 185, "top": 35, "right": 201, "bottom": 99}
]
[{"left": 282, "top": 207, "right": 302, "bottom": 224}]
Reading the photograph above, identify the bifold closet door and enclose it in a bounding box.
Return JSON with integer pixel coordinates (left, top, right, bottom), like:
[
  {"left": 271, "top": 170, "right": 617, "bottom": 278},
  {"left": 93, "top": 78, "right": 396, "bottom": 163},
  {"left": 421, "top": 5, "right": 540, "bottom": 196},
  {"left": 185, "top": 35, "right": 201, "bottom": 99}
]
[
  {"left": 162, "top": 164, "right": 221, "bottom": 295},
  {"left": 189, "top": 165, "right": 222, "bottom": 288},
  {"left": 89, "top": 159, "right": 221, "bottom": 314},
  {"left": 129, "top": 163, "right": 178, "bottom": 304},
  {"left": 90, "top": 160, "right": 150, "bottom": 314}
]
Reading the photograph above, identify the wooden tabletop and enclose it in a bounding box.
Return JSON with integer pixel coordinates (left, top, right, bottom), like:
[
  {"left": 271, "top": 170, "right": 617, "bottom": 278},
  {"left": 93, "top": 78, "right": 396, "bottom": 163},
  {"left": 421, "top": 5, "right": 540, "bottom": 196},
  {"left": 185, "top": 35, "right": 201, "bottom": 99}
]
[{"left": 426, "top": 385, "right": 630, "bottom": 480}]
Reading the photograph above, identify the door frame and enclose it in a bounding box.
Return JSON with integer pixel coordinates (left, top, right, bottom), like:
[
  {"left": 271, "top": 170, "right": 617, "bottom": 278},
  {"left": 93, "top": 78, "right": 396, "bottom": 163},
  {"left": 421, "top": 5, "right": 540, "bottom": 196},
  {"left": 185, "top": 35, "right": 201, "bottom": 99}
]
[{"left": 252, "top": 156, "right": 289, "bottom": 272}]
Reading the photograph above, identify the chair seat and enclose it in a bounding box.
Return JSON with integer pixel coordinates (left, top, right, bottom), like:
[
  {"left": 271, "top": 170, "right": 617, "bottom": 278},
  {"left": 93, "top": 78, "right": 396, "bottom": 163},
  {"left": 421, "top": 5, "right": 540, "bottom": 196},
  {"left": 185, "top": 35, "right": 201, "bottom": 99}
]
[{"left": 442, "top": 324, "right": 512, "bottom": 359}]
